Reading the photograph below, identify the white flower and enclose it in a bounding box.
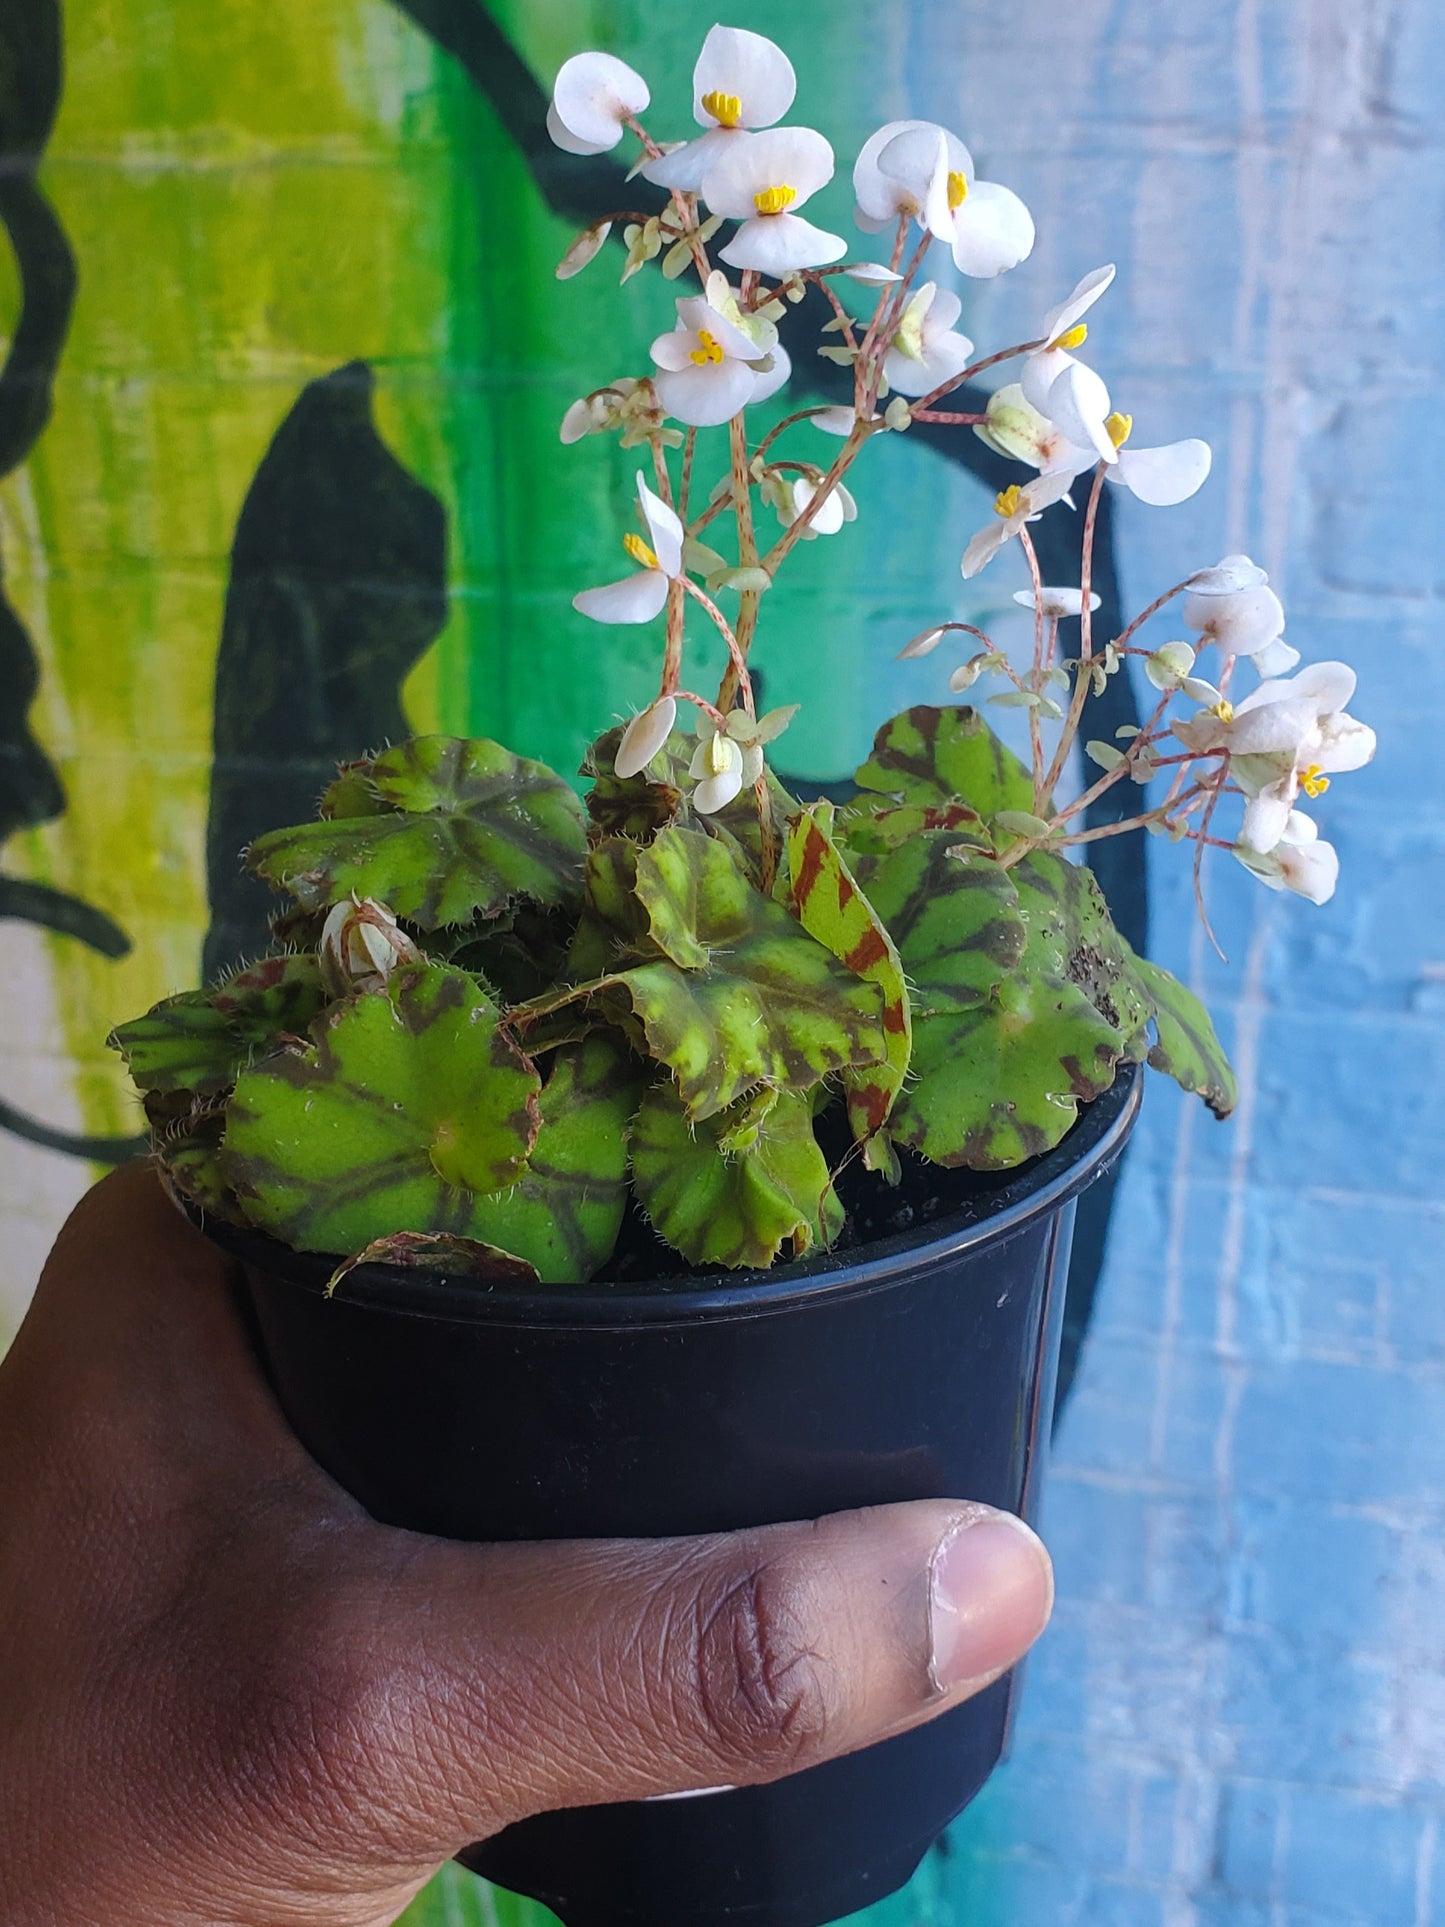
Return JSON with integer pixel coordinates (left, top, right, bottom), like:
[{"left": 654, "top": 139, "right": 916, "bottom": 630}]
[
  {"left": 1020, "top": 265, "right": 1117, "bottom": 463},
  {"left": 556, "top": 220, "right": 613, "bottom": 279},
  {"left": 650, "top": 290, "right": 768, "bottom": 426},
  {"left": 643, "top": 26, "right": 795, "bottom": 191},
  {"left": 573, "top": 473, "right": 685, "bottom": 624},
  {"left": 1012, "top": 586, "right": 1102, "bottom": 619},
  {"left": 750, "top": 340, "right": 792, "bottom": 403},
  {"left": 319, "top": 896, "right": 420, "bottom": 994},
  {"left": 702, "top": 127, "right": 845, "bottom": 275},
  {"left": 1177, "top": 661, "right": 1375, "bottom": 854},
  {"left": 549, "top": 51, "right": 650, "bottom": 156},
  {"left": 559, "top": 377, "right": 670, "bottom": 449},
  {"left": 960, "top": 471, "right": 1076, "bottom": 578},
  {"left": 882, "top": 282, "right": 975, "bottom": 398},
  {"left": 843, "top": 262, "right": 902, "bottom": 285},
  {"left": 852, "top": 119, "right": 1034, "bottom": 278},
  {"left": 1183, "top": 575, "right": 1286, "bottom": 657},
  {"left": 685, "top": 704, "right": 794, "bottom": 813},
  {"left": 785, "top": 474, "right": 857, "bottom": 537},
  {"left": 614, "top": 695, "right": 678, "bottom": 778},
  {"left": 1235, "top": 812, "right": 1340, "bottom": 904}
]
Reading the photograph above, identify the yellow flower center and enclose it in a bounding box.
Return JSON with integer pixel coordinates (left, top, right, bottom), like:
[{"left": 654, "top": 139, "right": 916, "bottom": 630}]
[
  {"left": 701, "top": 89, "right": 743, "bottom": 127},
  {"left": 706, "top": 731, "right": 732, "bottom": 776},
  {"left": 1212, "top": 699, "right": 1235, "bottom": 724},
  {"left": 947, "top": 169, "right": 969, "bottom": 209},
  {"left": 1301, "top": 764, "right": 1330, "bottom": 798},
  {"left": 1105, "top": 411, "right": 1133, "bottom": 448},
  {"left": 1054, "top": 322, "right": 1089, "bottom": 351},
  {"left": 753, "top": 183, "right": 796, "bottom": 215},
  {"left": 623, "top": 532, "right": 659, "bottom": 569},
  {"left": 689, "top": 329, "right": 725, "bottom": 367},
  {"left": 994, "top": 484, "right": 1025, "bottom": 518}
]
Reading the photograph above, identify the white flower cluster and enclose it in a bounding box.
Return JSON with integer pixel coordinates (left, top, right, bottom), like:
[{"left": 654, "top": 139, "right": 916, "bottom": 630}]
[{"left": 547, "top": 24, "right": 1374, "bottom": 896}]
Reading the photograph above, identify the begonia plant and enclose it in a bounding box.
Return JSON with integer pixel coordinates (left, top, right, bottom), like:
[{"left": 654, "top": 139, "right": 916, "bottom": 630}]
[{"left": 111, "top": 24, "right": 1375, "bottom": 1283}]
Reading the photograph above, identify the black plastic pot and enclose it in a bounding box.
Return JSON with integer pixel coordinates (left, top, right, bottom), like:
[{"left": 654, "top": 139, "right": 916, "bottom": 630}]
[{"left": 200, "top": 1062, "right": 1140, "bottom": 1927}]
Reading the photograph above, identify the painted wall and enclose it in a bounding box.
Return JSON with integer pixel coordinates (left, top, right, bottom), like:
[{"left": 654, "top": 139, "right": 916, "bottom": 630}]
[{"left": 1, "top": 3, "right": 1440, "bottom": 1925}]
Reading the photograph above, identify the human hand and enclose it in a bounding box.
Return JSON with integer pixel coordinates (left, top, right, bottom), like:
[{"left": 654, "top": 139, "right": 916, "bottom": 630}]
[{"left": 0, "top": 1166, "right": 1053, "bottom": 1927}]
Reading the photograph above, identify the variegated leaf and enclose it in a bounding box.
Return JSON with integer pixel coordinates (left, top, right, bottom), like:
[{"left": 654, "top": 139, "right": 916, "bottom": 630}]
[
  {"left": 1128, "top": 953, "right": 1237, "bottom": 1118},
  {"left": 109, "top": 955, "right": 327, "bottom": 1098},
  {"left": 607, "top": 826, "right": 888, "bottom": 1120},
  {"left": 788, "top": 805, "right": 910, "bottom": 1168},
  {"left": 248, "top": 736, "right": 587, "bottom": 931},
  {"left": 860, "top": 833, "right": 1026, "bottom": 1013},
  {"left": 223, "top": 963, "right": 542, "bottom": 1253},
  {"left": 1010, "top": 850, "right": 1154, "bottom": 1053},
  {"left": 630, "top": 1082, "right": 842, "bottom": 1270},
  {"left": 855, "top": 704, "right": 1039, "bottom": 817},
  {"left": 890, "top": 972, "right": 1124, "bottom": 1169}
]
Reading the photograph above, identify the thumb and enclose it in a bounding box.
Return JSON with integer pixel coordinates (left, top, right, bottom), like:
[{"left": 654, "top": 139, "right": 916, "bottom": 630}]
[{"left": 325, "top": 1498, "right": 1052, "bottom": 1852}]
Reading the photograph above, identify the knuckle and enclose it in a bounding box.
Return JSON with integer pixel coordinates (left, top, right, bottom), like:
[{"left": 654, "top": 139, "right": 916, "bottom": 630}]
[{"left": 686, "top": 1553, "right": 842, "bottom": 1773}]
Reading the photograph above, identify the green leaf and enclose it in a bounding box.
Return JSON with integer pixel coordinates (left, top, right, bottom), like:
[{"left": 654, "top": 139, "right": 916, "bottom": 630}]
[
  {"left": 1010, "top": 852, "right": 1153, "bottom": 1051},
  {"left": 608, "top": 826, "right": 888, "bottom": 1120},
  {"left": 109, "top": 955, "right": 327, "bottom": 1098},
  {"left": 861, "top": 834, "right": 1026, "bottom": 1013},
  {"left": 1129, "top": 953, "right": 1238, "bottom": 1118},
  {"left": 890, "top": 972, "right": 1124, "bottom": 1169},
  {"left": 223, "top": 963, "right": 542, "bottom": 1253},
  {"left": 247, "top": 736, "right": 587, "bottom": 931},
  {"left": 630, "top": 1082, "right": 842, "bottom": 1269},
  {"left": 855, "top": 704, "right": 1039, "bottom": 816},
  {"left": 788, "top": 805, "right": 910, "bottom": 1165}
]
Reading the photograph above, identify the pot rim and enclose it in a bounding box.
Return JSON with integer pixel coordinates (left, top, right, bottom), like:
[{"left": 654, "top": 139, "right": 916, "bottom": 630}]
[{"left": 190, "top": 1060, "right": 1142, "bottom": 1330}]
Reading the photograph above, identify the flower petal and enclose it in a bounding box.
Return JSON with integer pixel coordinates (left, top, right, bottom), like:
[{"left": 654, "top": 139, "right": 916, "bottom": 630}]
[
  {"left": 1313, "top": 713, "right": 1376, "bottom": 774},
  {"left": 879, "top": 122, "right": 973, "bottom": 233},
  {"left": 691, "top": 767, "right": 747, "bottom": 814},
  {"left": 547, "top": 100, "right": 610, "bottom": 157},
  {"left": 642, "top": 125, "right": 742, "bottom": 191},
  {"left": 843, "top": 261, "right": 902, "bottom": 284},
  {"left": 702, "top": 125, "right": 836, "bottom": 216},
  {"left": 750, "top": 340, "right": 792, "bottom": 404},
  {"left": 1111, "top": 437, "right": 1212, "bottom": 506},
  {"left": 950, "top": 179, "right": 1035, "bottom": 278},
  {"left": 1249, "top": 637, "right": 1301, "bottom": 677},
  {"left": 811, "top": 404, "right": 876, "bottom": 436},
  {"left": 653, "top": 356, "right": 760, "bottom": 427},
  {"left": 693, "top": 24, "right": 795, "bottom": 128},
  {"left": 853, "top": 118, "right": 934, "bottom": 223},
  {"left": 883, "top": 326, "right": 974, "bottom": 397},
  {"left": 1183, "top": 583, "right": 1285, "bottom": 653},
  {"left": 1040, "top": 263, "right": 1116, "bottom": 345},
  {"left": 615, "top": 695, "right": 678, "bottom": 777},
  {"left": 1021, "top": 346, "right": 1071, "bottom": 418},
  {"left": 573, "top": 571, "right": 670, "bottom": 625},
  {"left": 637, "top": 473, "right": 685, "bottom": 577},
  {"left": 718, "top": 211, "right": 845, "bottom": 275},
  {"left": 1240, "top": 783, "right": 1295, "bottom": 854},
  {"left": 1291, "top": 660, "right": 1358, "bottom": 714},
  {"left": 961, "top": 521, "right": 1009, "bottom": 579},
  {"left": 1045, "top": 360, "right": 1116, "bottom": 463},
  {"left": 898, "top": 625, "right": 946, "bottom": 658},
  {"left": 792, "top": 476, "right": 846, "bottom": 536},
  {"left": 1225, "top": 694, "right": 1320, "bottom": 757},
  {"left": 552, "top": 51, "right": 649, "bottom": 152},
  {"left": 1185, "top": 553, "right": 1268, "bottom": 594},
  {"left": 1012, "top": 587, "right": 1101, "bottom": 618}
]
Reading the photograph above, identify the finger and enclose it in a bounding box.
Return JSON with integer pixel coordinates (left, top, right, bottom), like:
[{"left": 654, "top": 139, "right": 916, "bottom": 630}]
[
  {"left": 4, "top": 1163, "right": 329, "bottom": 1498},
  {"left": 313, "top": 1498, "right": 1052, "bottom": 1850}
]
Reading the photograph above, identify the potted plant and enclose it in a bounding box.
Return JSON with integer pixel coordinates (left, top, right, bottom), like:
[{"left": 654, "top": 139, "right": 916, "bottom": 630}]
[{"left": 110, "top": 25, "right": 1374, "bottom": 1927}]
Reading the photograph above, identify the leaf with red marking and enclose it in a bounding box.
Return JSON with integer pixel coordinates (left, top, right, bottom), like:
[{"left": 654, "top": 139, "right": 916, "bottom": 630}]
[{"left": 787, "top": 805, "right": 910, "bottom": 1172}]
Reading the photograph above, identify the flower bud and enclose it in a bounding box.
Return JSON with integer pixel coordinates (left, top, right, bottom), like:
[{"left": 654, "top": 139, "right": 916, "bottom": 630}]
[{"left": 319, "top": 897, "right": 420, "bottom": 996}]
